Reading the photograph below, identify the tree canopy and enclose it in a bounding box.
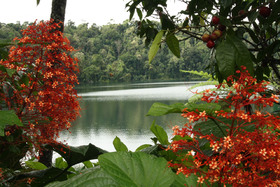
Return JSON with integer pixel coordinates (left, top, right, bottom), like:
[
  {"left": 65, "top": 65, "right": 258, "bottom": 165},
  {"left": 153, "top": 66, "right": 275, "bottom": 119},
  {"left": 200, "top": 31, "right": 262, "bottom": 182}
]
[
  {"left": 0, "top": 21, "right": 210, "bottom": 83},
  {"left": 126, "top": 0, "right": 280, "bottom": 83}
]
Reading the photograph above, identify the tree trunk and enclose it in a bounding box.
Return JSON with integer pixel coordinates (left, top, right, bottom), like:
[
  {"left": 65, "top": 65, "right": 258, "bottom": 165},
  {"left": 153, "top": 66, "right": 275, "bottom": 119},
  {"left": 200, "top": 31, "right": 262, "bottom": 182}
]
[
  {"left": 50, "top": 0, "right": 67, "bottom": 32},
  {"left": 38, "top": 0, "right": 67, "bottom": 168}
]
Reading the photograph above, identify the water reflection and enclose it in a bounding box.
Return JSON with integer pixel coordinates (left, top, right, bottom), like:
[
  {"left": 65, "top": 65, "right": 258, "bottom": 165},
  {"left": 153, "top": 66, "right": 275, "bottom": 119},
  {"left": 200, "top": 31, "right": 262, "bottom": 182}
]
[{"left": 59, "top": 82, "right": 202, "bottom": 151}]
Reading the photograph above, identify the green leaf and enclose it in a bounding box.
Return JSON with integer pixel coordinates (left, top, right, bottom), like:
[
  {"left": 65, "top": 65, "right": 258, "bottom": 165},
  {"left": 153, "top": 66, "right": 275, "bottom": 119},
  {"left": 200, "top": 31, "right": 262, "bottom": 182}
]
[
  {"left": 166, "top": 33, "right": 180, "bottom": 58},
  {"left": 194, "top": 118, "right": 231, "bottom": 137},
  {"left": 147, "top": 102, "right": 185, "bottom": 116},
  {"left": 83, "top": 161, "right": 93, "bottom": 168},
  {"left": 135, "top": 144, "right": 152, "bottom": 152},
  {"left": 6, "top": 68, "right": 16, "bottom": 77},
  {"left": 226, "top": 32, "right": 254, "bottom": 76},
  {"left": 36, "top": 0, "right": 40, "bottom": 5},
  {"left": 215, "top": 39, "right": 236, "bottom": 80},
  {"left": 140, "top": 145, "right": 160, "bottom": 155},
  {"left": 20, "top": 74, "right": 29, "bottom": 86},
  {"left": 172, "top": 135, "right": 193, "bottom": 142},
  {"left": 216, "top": 32, "right": 254, "bottom": 80},
  {"left": 148, "top": 30, "right": 164, "bottom": 62},
  {"left": 160, "top": 13, "right": 175, "bottom": 30},
  {"left": 29, "top": 167, "right": 80, "bottom": 186},
  {"left": 98, "top": 152, "right": 175, "bottom": 187},
  {"left": 184, "top": 102, "right": 221, "bottom": 116},
  {"left": 55, "top": 157, "right": 68, "bottom": 169},
  {"left": 47, "top": 168, "right": 118, "bottom": 187},
  {"left": 25, "top": 161, "right": 48, "bottom": 170},
  {"left": 0, "top": 110, "right": 23, "bottom": 136},
  {"left": 48, "top": 143, "right": 107, "bottom": 167},
  {"left": 220, "top": 0, "right": 232, "bottom": 8},
  {"left": 172, "top": 173, "right": 209, "bottom": 187},
  {"left": 113, "top": 136, "right": 128, "bottom": 152},
  {"left": 136, "top": 8, "right": 143, "bottom": 20},
  {"left": 150, "top": 121, "right": 170, "bottom": 145}
]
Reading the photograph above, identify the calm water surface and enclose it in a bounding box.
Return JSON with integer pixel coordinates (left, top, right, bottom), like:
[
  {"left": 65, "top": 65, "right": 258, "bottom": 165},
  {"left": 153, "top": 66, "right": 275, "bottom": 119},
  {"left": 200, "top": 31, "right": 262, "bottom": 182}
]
[{"left": 59, "top": 81, "right": 207, "bottom": 151}]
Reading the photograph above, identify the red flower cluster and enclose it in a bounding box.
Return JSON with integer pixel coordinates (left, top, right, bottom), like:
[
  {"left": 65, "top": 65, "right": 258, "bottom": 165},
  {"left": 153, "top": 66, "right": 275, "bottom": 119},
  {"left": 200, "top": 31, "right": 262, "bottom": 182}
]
[
  {"left": 169, "top": 67, "right": 280, "bottom": 186},
  {"left": 0, "top": 20, "right": 80, "bottom": 148}
]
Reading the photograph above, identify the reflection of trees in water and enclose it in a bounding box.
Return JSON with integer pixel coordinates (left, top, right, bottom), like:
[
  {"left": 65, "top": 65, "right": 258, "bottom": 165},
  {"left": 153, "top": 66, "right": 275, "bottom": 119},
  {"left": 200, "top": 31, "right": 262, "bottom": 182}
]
[{"left": 70, "top": 99, "right": 185, "bottom": 136}]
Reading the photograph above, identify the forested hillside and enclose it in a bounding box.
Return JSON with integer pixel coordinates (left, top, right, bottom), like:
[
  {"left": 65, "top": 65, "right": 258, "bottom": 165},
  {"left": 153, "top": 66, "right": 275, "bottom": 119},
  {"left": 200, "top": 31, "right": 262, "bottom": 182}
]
[{"left": 0, "top": 20, "right": 210, "bottom": 83}]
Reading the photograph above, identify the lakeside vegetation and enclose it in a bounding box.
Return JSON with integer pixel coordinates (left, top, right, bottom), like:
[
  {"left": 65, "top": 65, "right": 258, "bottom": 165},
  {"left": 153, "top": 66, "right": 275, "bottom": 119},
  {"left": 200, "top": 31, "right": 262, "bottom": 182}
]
[{"left": 0, "top": 20, "right": 210, "bottom": 83}]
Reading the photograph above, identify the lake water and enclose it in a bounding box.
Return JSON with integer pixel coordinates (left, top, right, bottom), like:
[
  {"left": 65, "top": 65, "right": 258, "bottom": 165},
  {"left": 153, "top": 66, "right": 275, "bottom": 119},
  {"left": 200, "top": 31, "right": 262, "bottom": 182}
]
[{"left": 59, "top": 81, "right": 207, "bottom": 152}]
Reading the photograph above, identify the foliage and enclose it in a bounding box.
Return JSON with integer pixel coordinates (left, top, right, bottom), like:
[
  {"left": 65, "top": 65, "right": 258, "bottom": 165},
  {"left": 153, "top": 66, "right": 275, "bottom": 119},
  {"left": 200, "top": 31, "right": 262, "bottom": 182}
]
[
  {"left": 0, "top": 21, "right": 210, "bottom": 83},
  {"left": 126, "top": 0, "right": 280, "bottom": 83},
  {"left": 168, "top": 68, "right": 280, "bottom": 186}
]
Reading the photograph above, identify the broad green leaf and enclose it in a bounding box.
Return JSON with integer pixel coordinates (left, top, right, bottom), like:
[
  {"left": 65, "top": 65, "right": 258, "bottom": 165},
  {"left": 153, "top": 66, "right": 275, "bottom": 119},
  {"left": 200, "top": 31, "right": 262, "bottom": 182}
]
[
  {"left": 83, "top": 161, "right": 93, "bottom": 168},
  {"left": 140, "top": 145, "right": 160, "bottom": 155},
  {"left": 25, "top": 161, "right": 48, "bottom": 170},
  {"left": 113, "top": 136, "right": 128, "bottom": 152},
  {"left": 46, "top": 168, "right": 118, "bottom": 187},
  {"left": 171, "top": 173, "right": 209, "bottom": 187},
  {"left": 48, "top": 143, "right": 107, "bottom": 167},
  {"left": 215, "top": 39, "right": 236, "bottom": 80},
  {"left": 160, "top": 13, "right": 175, "bottom": 30},
  {"left": 226, "top": 32, "right": 254, "bottom": 76},
  {"left": 147, "top": 102, "right": 185, "bottom": 116},
  {"left": 135, "top": 144, "right": 152, "bottom": 152},
  {"left": 166, "top": 33, "right": 180, "bottom": 58},
  {"left": 148, "top": 30, "right": 164, "bottom": 62},
  {"left": 194, "top": 118, "right": 230, "bottom": 138},
  {"left": 98, "top": 152, "right": 175, "bottom": 187},
  {"left": 0, "top": 110, "right": 23, "bottom": 136},
  {"left": 55, "top": 157, "right": 68, "bottom": 169},
  {"left": 184, "top": 102, "right": 221, "bottom": 116},
  {"left": 150, "top": 121, "right": 170, "bottom": 145}
]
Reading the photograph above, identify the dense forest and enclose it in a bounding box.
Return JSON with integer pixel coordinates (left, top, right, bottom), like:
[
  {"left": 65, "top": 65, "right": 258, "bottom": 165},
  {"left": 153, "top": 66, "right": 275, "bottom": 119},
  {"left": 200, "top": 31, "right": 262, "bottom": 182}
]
[{"left": 0, "top": 20, "right": 210, "bottom": 84}]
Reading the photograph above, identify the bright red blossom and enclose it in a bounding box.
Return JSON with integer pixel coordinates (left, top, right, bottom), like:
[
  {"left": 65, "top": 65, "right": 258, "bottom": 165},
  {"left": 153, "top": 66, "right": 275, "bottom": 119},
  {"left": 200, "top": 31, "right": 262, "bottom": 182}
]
[
  {"left": 0, "top": 20, "right": 80, "bottom": 150},
  {"left": 168, "top": 68, "right": 280, "bottom": 186}
]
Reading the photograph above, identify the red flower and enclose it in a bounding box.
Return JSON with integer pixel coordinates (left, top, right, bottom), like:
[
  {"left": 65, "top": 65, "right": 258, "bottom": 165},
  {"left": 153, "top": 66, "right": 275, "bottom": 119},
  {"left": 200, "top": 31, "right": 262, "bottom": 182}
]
[
  {"left": 169, "top": 68, "right": 280, "bottom": 186},
  {"left": 0, "top": 20, "right": 80, "bottom": 151}
]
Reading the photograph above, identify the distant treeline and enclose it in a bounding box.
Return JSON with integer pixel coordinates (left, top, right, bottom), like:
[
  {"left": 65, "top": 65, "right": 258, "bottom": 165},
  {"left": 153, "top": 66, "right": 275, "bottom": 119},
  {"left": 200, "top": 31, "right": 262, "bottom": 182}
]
[{"left": 0, "top": 21, "right": 210, "bottom": 83}]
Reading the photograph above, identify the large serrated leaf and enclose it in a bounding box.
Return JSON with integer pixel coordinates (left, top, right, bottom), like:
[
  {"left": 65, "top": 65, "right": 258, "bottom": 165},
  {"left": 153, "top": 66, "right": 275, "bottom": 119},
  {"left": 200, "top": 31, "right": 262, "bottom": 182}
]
[
  {"left": 0, "top": 110, "right": 23, "bottom": 136},
  {"left": 215, "top": 39, "right": 236, "bottom": 80},
  {"left": 148, "top": 30, "right": 164, "bottom": 62},
  {"left": 147, "top": 102, "right": 185, "bottom": 116},
  {"left": 171, "top": 173, "right": 209, "bottom": 187},
  {"left": 98, "top": 152, "right": 175, "bottom": 187},
  {"left": 150, "top": 121, "right": 170, "bottom": 145},
  {"left": 166, "top": 33, "right": 180, "bottom": 58},
  {"left": 46, "top": 168, "right": 117, "bottom": 187},
  {"left": 226, "top": 32, "right": 254, "bottom": 76}
]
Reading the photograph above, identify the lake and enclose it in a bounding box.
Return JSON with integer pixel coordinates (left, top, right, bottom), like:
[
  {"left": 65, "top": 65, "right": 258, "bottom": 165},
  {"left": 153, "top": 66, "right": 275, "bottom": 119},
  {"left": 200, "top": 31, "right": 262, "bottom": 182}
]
[{"left": 59, "top": 81, "right": 207, "bottom": 152}]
